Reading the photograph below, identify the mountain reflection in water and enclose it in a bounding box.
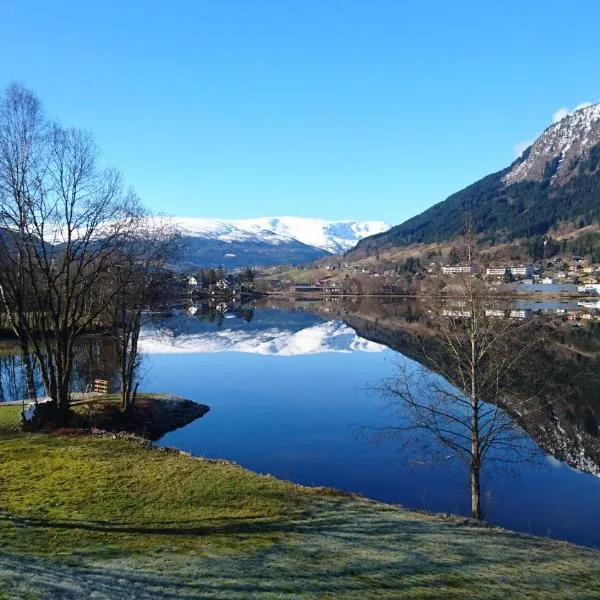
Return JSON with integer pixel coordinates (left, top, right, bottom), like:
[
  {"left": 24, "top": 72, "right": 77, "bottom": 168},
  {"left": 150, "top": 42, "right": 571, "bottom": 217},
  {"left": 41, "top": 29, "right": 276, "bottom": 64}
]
[{"left": 138, "top": 308, "right": 385, "bottom": 355}]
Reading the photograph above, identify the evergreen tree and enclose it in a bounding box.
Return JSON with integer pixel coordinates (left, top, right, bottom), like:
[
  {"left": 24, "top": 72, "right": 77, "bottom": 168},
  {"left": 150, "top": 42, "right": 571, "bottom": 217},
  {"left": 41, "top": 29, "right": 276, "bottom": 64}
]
[{"left": 448, "top": 247, "right": 460, "bottom": 265}]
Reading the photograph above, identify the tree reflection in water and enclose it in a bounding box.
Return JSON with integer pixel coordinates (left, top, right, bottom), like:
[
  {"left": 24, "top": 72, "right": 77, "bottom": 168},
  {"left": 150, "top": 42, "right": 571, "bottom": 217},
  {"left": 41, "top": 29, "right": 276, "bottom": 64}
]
[{"left": 0, "top": 337, "right": 121, "bottom": 402}]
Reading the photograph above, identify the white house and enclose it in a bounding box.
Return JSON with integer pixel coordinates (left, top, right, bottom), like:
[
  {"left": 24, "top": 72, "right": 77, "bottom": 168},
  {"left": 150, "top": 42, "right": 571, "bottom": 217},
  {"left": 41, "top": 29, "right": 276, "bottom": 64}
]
[
  {"left": 441, "top": 265, "right": 477, "bottom": 275},
  {"left": 578, "top": 283, "right": 600, "bottom": 295},
  {"left": 187, "top": 276, "right": 198, "bottom": 287},
  {"left": 511, "top": 265, "right": 534, "bottom": 277},
  {"left": 509, "top": 309, "right": 531, "bottom": 319},
  {"left": 484, "top": 309, "right": 505, "bottom": 318},
  {"left": 442, "top": 308, "right": 472, "bottom": 318}
]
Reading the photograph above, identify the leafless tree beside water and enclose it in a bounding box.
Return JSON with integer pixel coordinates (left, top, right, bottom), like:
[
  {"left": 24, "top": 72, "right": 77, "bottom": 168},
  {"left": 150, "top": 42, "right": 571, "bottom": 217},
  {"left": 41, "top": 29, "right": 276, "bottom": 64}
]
[
  {"left": 0, "top": 82, "right": 148, "bottom": 424},
  {"left": 0, "top": 83, "right": 44, "bottom": 401},
  {"left": 375, "top": 233, "right": 545, "bottom": 520},
  {"left": 102, "top": 216, "right": 178, "bottom": 413}
]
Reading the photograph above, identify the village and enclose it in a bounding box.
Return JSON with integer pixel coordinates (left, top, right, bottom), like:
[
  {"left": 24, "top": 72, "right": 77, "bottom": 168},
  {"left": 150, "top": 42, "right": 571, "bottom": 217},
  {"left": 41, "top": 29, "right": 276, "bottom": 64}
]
[{"left": 183, "top": 253, "right": 600, "bottom": 326}]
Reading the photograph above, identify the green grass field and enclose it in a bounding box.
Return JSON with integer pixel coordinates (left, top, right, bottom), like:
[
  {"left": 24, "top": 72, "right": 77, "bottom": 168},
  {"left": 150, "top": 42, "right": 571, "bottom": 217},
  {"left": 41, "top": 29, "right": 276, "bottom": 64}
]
[
  {"left": 0, "top": 433, "right": 301, "bottom": 557},
  {"left": 0, "top": 426, "right": 599, "bottom": 598},
  {"left": 0, "top": 404, "right": 21, "bottom": 433}
]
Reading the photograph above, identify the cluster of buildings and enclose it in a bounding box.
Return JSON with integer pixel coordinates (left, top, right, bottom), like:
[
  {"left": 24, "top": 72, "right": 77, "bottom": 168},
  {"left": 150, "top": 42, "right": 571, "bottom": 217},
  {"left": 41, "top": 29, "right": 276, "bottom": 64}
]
[
  {"left": 440, "top": 258, "right": 600, "bottom": 291},
  {"left": 440, "top": 264, "right": 535, "bottom": 278},
  {"left": 484, "top": 265, "right": 534, "bottom": 278},
  {"left": 441, "top": 306, "right": 532, "bottom": 319},
  {"left": 187, "top": 275, "right": 254, "bottom": 296},
  {"left": 294, "top": 281, "right": 344, "bottom": 295}
]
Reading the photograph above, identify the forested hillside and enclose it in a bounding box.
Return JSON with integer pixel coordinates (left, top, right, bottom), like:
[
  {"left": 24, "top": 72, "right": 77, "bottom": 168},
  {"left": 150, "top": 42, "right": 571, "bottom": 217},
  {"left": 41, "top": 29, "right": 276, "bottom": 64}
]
[{"left": 355, "top": 103, "right": 600, "bottom": 254}]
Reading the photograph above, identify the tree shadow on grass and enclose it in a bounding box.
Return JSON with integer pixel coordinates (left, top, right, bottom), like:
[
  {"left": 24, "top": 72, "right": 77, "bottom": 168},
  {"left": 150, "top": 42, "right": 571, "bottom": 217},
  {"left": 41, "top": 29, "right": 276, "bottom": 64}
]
[
  {"left": 2, "top": 499, "right": 600, "bottom": 599},
  {"left": 2, "top": 512, "right": 304, "bottom": 537}
]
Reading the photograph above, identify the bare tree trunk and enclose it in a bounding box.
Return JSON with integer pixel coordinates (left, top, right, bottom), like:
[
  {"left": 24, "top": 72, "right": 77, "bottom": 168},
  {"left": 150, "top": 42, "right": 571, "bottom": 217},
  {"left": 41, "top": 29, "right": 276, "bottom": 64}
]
[
  {"left": 470, "top": 456, "right": 481, "bottom": 520},
  {"left": 121, "top": 329, "right": 139, "bottom": 415},
  {"left": 469, "top": 298, "right": 482, "bottom": 520},
  {"left": 21, "top": 347, "right": 37, "bottom": 401},
  {"left": 12, "top": 325, "right": 37, "bottom": 401},
  {"left": 119, "top": 318, "right": 133, "bottom": 413},
  {"left": 120, "top": 371, "right": 128, "bottom": 412},
  {"left": 470, "top": 382, "right": 482, "bottom": 519}
]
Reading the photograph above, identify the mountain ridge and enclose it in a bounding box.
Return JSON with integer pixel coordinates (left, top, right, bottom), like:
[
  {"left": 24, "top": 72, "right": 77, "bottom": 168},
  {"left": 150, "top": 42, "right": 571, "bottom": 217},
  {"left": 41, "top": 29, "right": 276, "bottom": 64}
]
[
  {"left": 170, "top": 216, "right": 391, "bottom": 254},
  {"left": 165, "top": 216, "right": 391, "bottom": 268},
  {"left": 352, "top": 101, "right": 600, "bottom": 254}
]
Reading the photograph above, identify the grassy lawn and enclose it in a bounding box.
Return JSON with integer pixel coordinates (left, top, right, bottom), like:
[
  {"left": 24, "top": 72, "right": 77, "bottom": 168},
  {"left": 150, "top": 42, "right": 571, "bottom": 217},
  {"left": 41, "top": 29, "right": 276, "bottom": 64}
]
[
  {"left": 0, "top": 431, "right": 599, "bottom": 598},
  {"left": 0, "top": 405, "right": 21, "bottom": 433},
  {"left": 0, "top": 433, "right": 301, "bottom": 558}
]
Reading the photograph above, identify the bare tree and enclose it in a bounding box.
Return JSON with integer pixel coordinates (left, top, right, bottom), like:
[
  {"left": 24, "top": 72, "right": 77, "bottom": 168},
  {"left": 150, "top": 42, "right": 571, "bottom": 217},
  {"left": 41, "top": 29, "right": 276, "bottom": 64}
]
[
  {"left": 0, "top": 83, "right": 45, "bottom": 401},
  {"left": 0, "top": 83, "right": 140, "bottom": 424},
  {"left": 376, "top": 234, "right": 544, "bottom": 519},
  {"left": 102, "top": 216, "right": 178, "bottom": 413}
]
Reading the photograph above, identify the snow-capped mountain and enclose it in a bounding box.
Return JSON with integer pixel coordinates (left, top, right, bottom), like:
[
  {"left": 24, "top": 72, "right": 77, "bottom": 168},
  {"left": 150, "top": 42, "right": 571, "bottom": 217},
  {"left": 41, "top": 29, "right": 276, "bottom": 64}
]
[
  {"left": 138, "top": 320, "right": 386, "bottom": 356},
  {"left": 231, "top": 217, "right": 391, "bottom": 254},
  {"left": 167, "top": 216, "right": 390, "bottom": 267},
  {"left": 171, "top": 216, "right": 390, "bottom": 254},
  {"left": 173, "top": 218, "right": 298, "bottom": 246},
  {"left": 504, "top": 101, "right": 600, "bottom": 185}
]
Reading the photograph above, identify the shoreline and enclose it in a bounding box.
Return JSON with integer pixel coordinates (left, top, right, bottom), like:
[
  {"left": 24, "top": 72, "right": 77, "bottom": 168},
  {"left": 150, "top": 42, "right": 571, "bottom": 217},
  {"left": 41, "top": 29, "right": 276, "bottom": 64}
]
[
  {"left": 1, "top": 395, "right": 596, "bottom": 550},
  {"left": 263, "top": 290, "right": 589, "bottom": 300},
  {"left": 0, "top": 393, "right": 210, "bottom": 441}
]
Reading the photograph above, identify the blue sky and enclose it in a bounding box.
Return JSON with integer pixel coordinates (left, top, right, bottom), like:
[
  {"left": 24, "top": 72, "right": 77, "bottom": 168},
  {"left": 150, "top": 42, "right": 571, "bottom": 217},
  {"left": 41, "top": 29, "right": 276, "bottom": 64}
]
[{"left": 1, "top": 1, "right": 599, "bottom": 225}]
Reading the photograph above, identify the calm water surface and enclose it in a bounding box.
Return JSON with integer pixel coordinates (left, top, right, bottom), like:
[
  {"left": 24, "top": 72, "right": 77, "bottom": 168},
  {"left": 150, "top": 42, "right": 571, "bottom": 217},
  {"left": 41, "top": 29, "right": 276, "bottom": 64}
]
[{"left": 138, "top": 306, "right": 600, "bottom": 548}]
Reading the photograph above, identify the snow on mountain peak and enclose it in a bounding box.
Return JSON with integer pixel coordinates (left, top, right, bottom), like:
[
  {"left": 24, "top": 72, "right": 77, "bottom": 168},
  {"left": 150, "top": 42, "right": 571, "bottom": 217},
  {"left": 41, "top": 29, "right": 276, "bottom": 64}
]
[
  {"left": 167, "top": 216, "right": 391, "bottom": 254},
  {"left": 504, "top": 101, "right": 600, "bottom": 186}
]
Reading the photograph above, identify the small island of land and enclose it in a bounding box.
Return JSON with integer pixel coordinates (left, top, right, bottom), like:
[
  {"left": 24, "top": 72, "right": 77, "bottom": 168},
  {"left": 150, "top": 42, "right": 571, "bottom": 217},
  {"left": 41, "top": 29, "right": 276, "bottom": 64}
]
[{"left": 0, "top": 400, "right": 599, "bottom": 599}]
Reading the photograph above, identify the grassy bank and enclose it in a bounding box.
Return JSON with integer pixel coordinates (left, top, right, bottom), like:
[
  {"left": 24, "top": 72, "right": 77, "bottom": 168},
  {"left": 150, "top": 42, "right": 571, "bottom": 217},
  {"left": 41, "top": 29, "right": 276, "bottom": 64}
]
[{"left": 0, "top": 429, "right": 599, "bottom": 598}]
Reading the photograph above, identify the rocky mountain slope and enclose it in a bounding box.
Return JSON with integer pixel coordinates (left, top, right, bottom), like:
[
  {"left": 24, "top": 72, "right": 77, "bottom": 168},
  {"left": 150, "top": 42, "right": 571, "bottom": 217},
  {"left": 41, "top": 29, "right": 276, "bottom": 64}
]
[
  {"left": 353, "top": 102, "right": 600, "bottom": 254},
  {"left": 504, "top": 103, "right": 600, "bottom": 186}
]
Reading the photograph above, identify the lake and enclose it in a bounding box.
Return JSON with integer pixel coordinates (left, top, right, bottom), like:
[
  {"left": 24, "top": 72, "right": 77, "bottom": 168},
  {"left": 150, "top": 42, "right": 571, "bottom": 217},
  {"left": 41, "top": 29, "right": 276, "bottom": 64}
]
[{"left": 134, "top": 301, "right": 600, "bottom": 548}]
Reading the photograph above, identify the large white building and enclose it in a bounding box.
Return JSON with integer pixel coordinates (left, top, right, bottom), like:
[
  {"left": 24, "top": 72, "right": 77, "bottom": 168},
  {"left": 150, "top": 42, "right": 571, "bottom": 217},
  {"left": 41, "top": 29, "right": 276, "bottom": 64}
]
[
  {"left": 484, "top": 309, "right": 505, "bottom": 318},
  {"left": 485, "top": 267, "right": 508, "bottom": 276},
  {"left": 511, "top": 265, "right": 534, "bottom": 277},
  {"left": 485, "top": 265, "right": 533, "bottom": 278},
  {"left": 509, "top": 309, "right": 532, "bottom": 319},
  {"left": 441, "top": 265, "right": 477, "bottom": 275}
]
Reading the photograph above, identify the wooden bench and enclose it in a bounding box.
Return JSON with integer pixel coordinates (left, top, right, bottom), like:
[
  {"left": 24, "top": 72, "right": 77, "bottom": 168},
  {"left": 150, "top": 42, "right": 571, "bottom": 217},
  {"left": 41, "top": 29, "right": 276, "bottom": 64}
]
[{"left": 93, "top": 379, "right": 109, "bottom": 394}]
